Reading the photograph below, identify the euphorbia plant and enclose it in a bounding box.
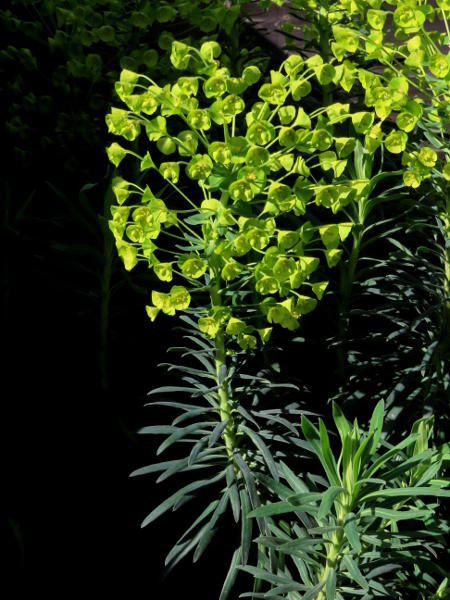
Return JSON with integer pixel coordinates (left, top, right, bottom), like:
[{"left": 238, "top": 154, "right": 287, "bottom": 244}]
[
  {"left": 104, "top": 0, "right": 450, "bottom": 596},
  {"left": 244, "top": 402, "right": 450, "bottom": 598},
  {"left": 105, "top": 37, "right": 368, "bottom": 594}
]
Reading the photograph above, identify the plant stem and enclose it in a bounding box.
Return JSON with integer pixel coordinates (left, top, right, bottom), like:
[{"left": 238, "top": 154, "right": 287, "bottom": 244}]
[
  {"left": 318, "top": 523, "right": 345, "bottom": 599},
  {"left": 210, "top": 276, "right": 236, "bottom": 459},
  {"left": 209, "top": 192, "right": 237, "bottom": 458}
]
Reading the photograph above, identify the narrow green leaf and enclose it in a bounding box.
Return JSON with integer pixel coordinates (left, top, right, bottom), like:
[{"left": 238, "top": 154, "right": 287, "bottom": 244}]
[
  {"left": 332, "top": 402, "right": 350, "bottom": 444},
  {"left": 254, "top": 410, "right": 300, "bottom": 436},
  {"left": 240, "top": 487, "right": 253, "bottom": 565},
  {"left": 240, "top": 424, "right": 279, "bottom": 481},
  {"left": 287, "top": 492, "right": 323, "bottom": 505},
  {"left": 239, "top": 594, "right": 283, "bottom": 599},
  {"left": 146, "top": 385, "right": 200, "bottom": 396},
  {"left": 265, "top": 583, "right": 306, "bottom": 596},
  {"left": 234, "top": 452, "right": 266, "bottom": 534},
  {"left": 343, "top": 512, "right": 361, "bottom": 553},
  {"left": 416, "top": 460, "right": 443, "bottom": 487},
  {"left": 163, "top": 522, "right": 209, "bottom": 575},
  {"left": 157, "top": 456, "right": 190, "bottom": 483},
  {"left": 173, "top": 407, "right": 216, "bottom": 426},
  {"left": 136, "top": 425, "right": 177, "bottom": 434},
  {"left": 248, "top": 501, "right": 295, "bottom": 518},
  {"left": 157, "top": 422, "right": 213, "bottom": 455},
  {"left": 365, "top": 433, "right": 420, "bottom": 478},
  {"left": 193, "top": 490, "right": 229, "bottom": 562},
  {"left": 253, "top": 535, "right": 287, "bottom": 549},
  {"left": 254, "top": 472, "right": 293, "bottom": 500},
  {"left": 165, "top": 500, "right": 219, "bottom": 565},
  {"left": 141, "top": 472, "right": 224, "bottom": 527},
  {"left": 209, "top": 419, "right": 229, "bottom": 447},
  {"left": 308, "top": 526, "right": 343, "bottom": 535},
  {"left": 184, "top": 211, "right": 215, "bottom": 224},
  {"left": 359, "top": 486, "right": 450, "bottom": 503},
  {"left": 237, "top": 565, "right": 294, "bottom": 586},
  {"left": 189, "top": 438, "right": 206, "bottom": 466},
  {"left": 147, "top": 400, "right": 207, "bottom": 411},
  {"left": 280, "top": 460, "right": 309, "bottom": 493},
  {"left": 381, "top": 450, "right": 436, "bottom": 483},
  {"left": 366, "top": 563, "right": 402, "bottom": 579},
  {"left": 291, "top": 555, "right": 314, "bottom": 587},
  {"left": 219, "top": 546, "right": 242, "bottom": 600},
  {"left": 320, "top": 420, "right": 341, "bottom": 487},
  {"left": 342, "top": 555, "right": 368, "bottom": 590},
  {"left": 326, "top": 567, "right": 336, "bottom": 599},
  {"left": 367, "top": 399, "right": 384, "bottom": 456},
  {"left": 279, "top": 537, "right": 330, "bottom": 552},
  {"left": 226, "top": 462, "right": 240, "bottom": 523},
  {"left": 302, "top": 417, "right": 340, "bottom": 486},
  {"left": 352, "top": 432, "right": 374, "bottom": 483},
  {"left": 360, "top": 507, "right": 433, "bottom": 521},
  {"left": 302, "top": 581, "right": 326, "bottom": 600},
  {"left": 319, "top": 487, "right": 347, "bottom": 520},
  {"left": 235, "top": 405, "right": 260, "bottom": 428},
  {"left": 163, "top": 362, "right": 216, "bottom": 380},
  {"left": 130, "top": 459, "right": 182, "bottom": 477}
]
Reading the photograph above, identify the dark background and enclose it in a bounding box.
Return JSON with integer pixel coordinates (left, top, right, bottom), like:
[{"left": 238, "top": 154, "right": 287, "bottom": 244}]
[{"left": 2, "top": 4, "right": 299, "bottom": 596}]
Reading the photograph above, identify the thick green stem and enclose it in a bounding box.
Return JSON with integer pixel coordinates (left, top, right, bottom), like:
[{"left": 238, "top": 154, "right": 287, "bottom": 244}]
[
  {"left": 317, "top": 520, "right": 345, "bottom": 599},
  {"left": 209, "top": 195, "right": 237, "bottom": 458},
  {"left": 215, "top": 326, "right": 236, "bottom": 458}
]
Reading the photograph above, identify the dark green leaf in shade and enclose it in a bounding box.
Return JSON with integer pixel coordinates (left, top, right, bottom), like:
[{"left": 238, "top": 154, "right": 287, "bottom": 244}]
[
  {"left": 130, "top": 459, "right": 183, "bottom": 477},
  {"left": 365, "top": 434, "right": 421, "bottom": 478},
  {"left": 265, "top": 583, "right": 307, "bottom": 596},
  {"left": 280, "top": 461, "right": 309, "bottom": 494},
  {"left": 341, "top": 555, "right": 369, "bottom": 590},
  {"left": 226, "top": 462, "right": 241, "bottom": 523},
  {"left": 326, "top": 566, "right": 336, "bottom": 599},
  {"left": 193, "top": 489, "right": 229, "bottom": 561},
  {"left": 164, "top": 500, "right": 219, "bottom": 565},
  {"left": 319, "top": 486, "right": 347, "bottom": 520},
  {"left": 287, "top": 492, "right": 323, "bottom": 505},
  {"left": 240, "top": 486, "right": 253, "bottom": 565},
  {"left": 189, "top": 438, "right": 207, "bottom": 466},
  {"left": 136, "top": 425, "right": 177, "bottom": 434},
  {"left": 162, "top": 522, "right": 209, "bottom": 577},
  {"left": 359, "top": 486, "right": 450, "bottom": 502},
  {"left": 234, "top": 452, "right": 266, "bottom": 534},
  {"left": 156, "top": 422, "right": 213, "bottom": 455},
  {"left": 209, "top": 419, "right": 230, "bottom": 447},
  {"left": 235, "top": 405, "right": 260, "bottom": 428},
  {"left": 381, "top": 450, "right": 437, "bottom": 483},
  {"left": 219, "top": 546, "right": 242, "bottom": 600},
  {"left": 302, "top": 581, "right": 326, "bottom": 600},
  {"left": 238, "top": 565, "right": 296, "bottom": 586},
  {"left": 367, "top": 400, "right": 384, "bottom": 457},
  {"left": 344, "top": 512, "right": 361, "bottom": 553},
  {"left": 254, "top": 472, "right": 294, "bottom": 500},
  {"left": 141, "top": 471, "right": 225, "bottom": 527},
  {"left": 248, "top": 501, "right": 296, "bottom": 518},
  {"left": 278, "top": 537, "right": 331, "bottom": 553},
  {"left": 157, "top": 456, "right": 190, "bottom": 482},
  {"left": 239, "top": 424, "right": 279, "bottom": 481}
]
